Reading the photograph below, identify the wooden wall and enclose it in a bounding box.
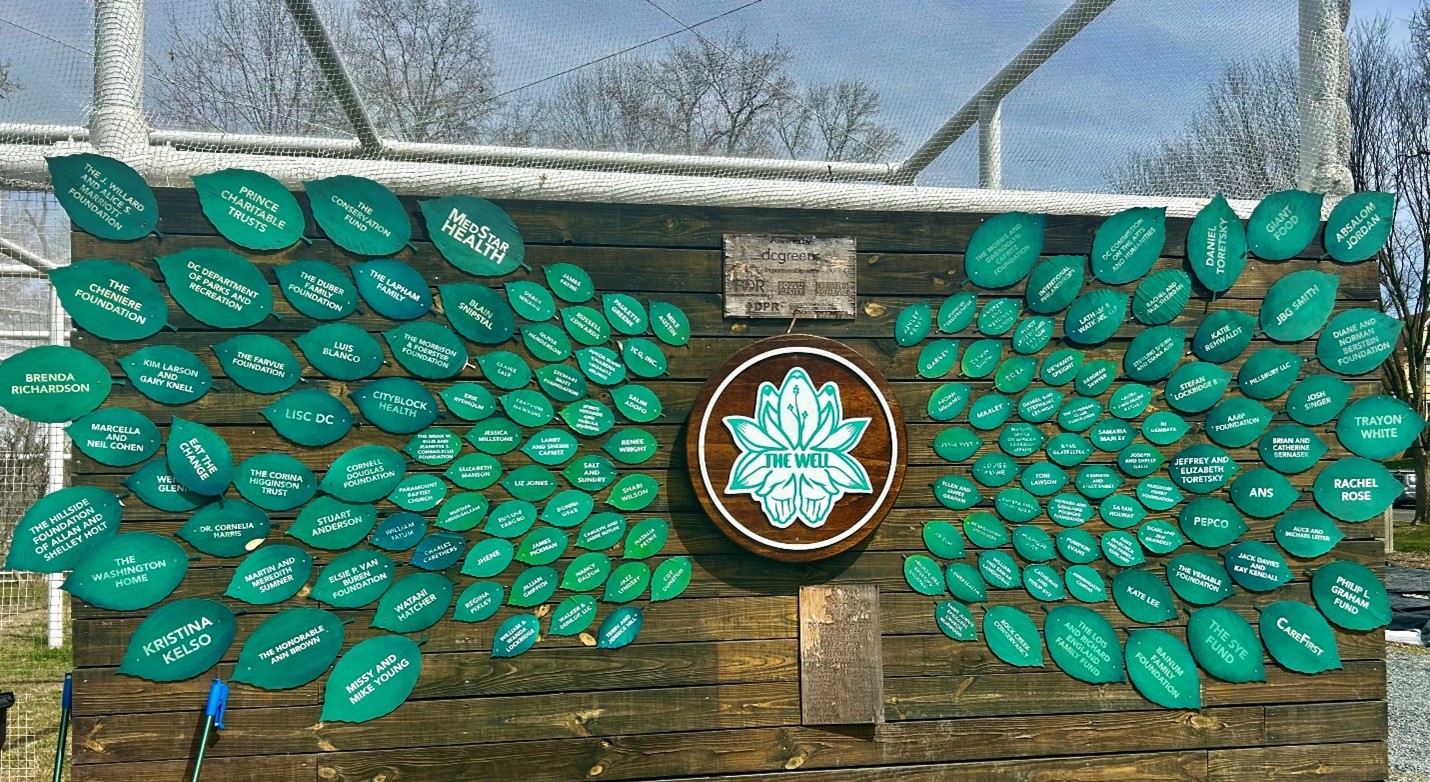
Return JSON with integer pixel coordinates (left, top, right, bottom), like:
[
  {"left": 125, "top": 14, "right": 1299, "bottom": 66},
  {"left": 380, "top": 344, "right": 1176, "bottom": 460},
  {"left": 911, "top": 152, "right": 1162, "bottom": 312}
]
[{"left": 68, "top": 188, "right": 1387, "bottom": 782}]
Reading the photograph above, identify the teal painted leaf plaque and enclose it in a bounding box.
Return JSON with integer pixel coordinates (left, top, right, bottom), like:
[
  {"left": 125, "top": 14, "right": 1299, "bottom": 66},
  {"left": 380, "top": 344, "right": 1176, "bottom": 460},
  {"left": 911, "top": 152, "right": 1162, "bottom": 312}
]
[
  {"left": 1260, "top": 270, "right": 1338, "bottom": 342},
  {"left": 1099, "top": 495, "right": 1147, "bottom": 529},
  {"left": 311, "top": 549, "right": 394, "bottom": 608},
  {"left": 1026, "top": 255, "right": 1084, "bottom": 313},
  {"left": 407, "top": 532, "right": 466, "bottom": 570},
  {"left": 928, "top": 383, "right": 971, "bottom": 422},
  {"left": 968, "top": 394, "right": 1013, "bottom": 430},
  {"left": 550, "top": 595, "right": 599, "bottom": 636},
  {"left": 918, "top": 339, "right": 960, "bottom": 378},
  {"left": 492, "top": 614, "right": 541, "bottom": 658},
  {"left": 924, "top": 520, "right": 966, "bottom": 559},
  {"left": 1089, "top": 419, "right": 1135, "bottom": 452},
  {"left": 453, "top": 582, "right": 504, "bottom": 623},
  {"left": 1056, "top": 529, "right": 1101, "bottom": 564},
  {"left": 1141, "top": 411, "right": 1190, "bottom": 446},
  {"left": 214, "top": 335, "right": 299, "bottom": 394},
  {"left": 649, "top": 301, "right": 690, "bottom": 346},
  {"left": 438, "top": 492, "right": 490, "bottom": 532},
  {"left": 1125, "top": 630, "right": 1201, "bottom": 709},
  {"left": 602, "top": 561, "right": 650, "bottom": 603},
  {"left": 1132, "top": 269, "right": 1192, "bottom": 325},
  {"left": 157, "top": 248, "right": 273, "bottom": 328},
  {"left": 385, "top": 321, "right": 468, "bottom": 379},
  {"left": 440, "top": 283, "right": 516, "bottom": 345},
  {"left": 562, "top": 551, "right": 613, "bottom": 592},
  {"left": 966, "top": 212, "right": 1044, "bottom": 289},
  {"left": 1260, "top": 601, "right": 1342, "bottom": 673},
  {"left": 1023, "top": 564, "right": 1066, "bottom": 601},
  {"left": 1074, "top": 464, "right": 1122, "bottom": 499},
  {"left": 274, "top": 260, "right": 357, "bottom": 321},
  {"left": 1238, "top": 348, "right": 1303, "bottom": 400},
  {"left": 523, "top": 323, "right": 572, "bottom": 363},
  {"left": 1023, "top": 462, "right": 1070, "bottom": 496},
  {"left": 1065, "top": 565, "right": 1108, "bottom": 603},
  {"left": 120, "top": 345, "right": 211, "bottom": 405},
  {"left": 47, "top": 153, "right": 158, "bottom": 240},
  {"left": 1047, "top": 432, "right": 1094, "bottom": 466},
  {"left": 1164, "top": 363, "right": 1231, "bottom": 414},
  {"left": 353, "top": 260, "right": 431, "bottom": 320},
  {"left": 1137, "top": 519, "right": 1185, "bottom": 555},
  {"left": 484, "top": 500, "right": 538, "bottom": 539},
  {"left": 1011, "top": 316, "right": 1054, "bottom": 355},
  {"left": 353, "top": 377, "right": 438, "bottom": 434},
  {"left": 598, "top": 605, "right": 645, "bottom": 649},
  {"left": 1192, "top": 310, "right": 1256, "bottom": 364},
  {"left": 422, "top": 194, "right": 524, "bottom": 275},
  {"left": 576, "top": 347, "right": 624, "bottom": 387},
  {"left": 545, "top": 263, "right": 595, "bottom": 304},
  {"left": 1287, "top": 375, "right": 1353, "bottom": 427},
  {"left": 1124, "top": 327, "right": 1185, "bottom": 382},
  {"left": 1204, "top": 398, "right": 1272, "bottom": 448},
  {"left": 373, "top": 573, "right": 453, "bottom": 633},
  {"left": 4, "top": 486, "right": 121, "bottom": 573},
  {"left": 263, "top": 389, "right": 353, "bottom": 446},
  {"left": 0, "top": 345, "right": 112, "bottom": 423},
  {"left": 1177, "top": 497, "right": 1247, "bottom": 548},
  {"left": 465, "top": 418, "right": 522, "bottom": 455},
  {"left": 977, "top": 298, "right": 1021, "bottom": 336},
  {"left": 322, "top": 635, "right": 422, "bottom": 723},
  {"left": 562, "top": 398, "right": 616, "bottom": 437},
  {"left": 193, "top": 168, "right": 304, "bottom": 249},
  {"left": 933, "top": 474, "right": 981, "bottom": 510},
  {"left": 179, "top": 500, "right": 270, "bottom": 557},
  {"left": 1257, "top": 424, "right": 1326, "bottom": 474},
  {"left": 1112, "top": 569, "right": 1177, "bottom": 623},
  {"left": 1045, "top": 605, "right": 1124, "bottom": 683},
  {"left": 607, "top": 473, "right": 658, "bottom": 511},
  {"left": 1040, "top": 349, "right": 1083, "bottom": 387},
  {"left": 295, "top": 323, "right": 384, "bottom": 381},
  {"left": 404, "top": 428, "right": 463, "bottom": 466},
  {"left": 524, "top": 429, "right": 581, "bottom": 467},
  {"left": 51, "top": 259, "right": 167, "bottom": 340},
  {"left": 564, "top": 454, "right": 618, "bottom": 491},
  {"left": 982, "top": 605, "right": 1044, "bottom": 667},
  {"left": 1117, "top": 444, "right": 1164, "bottom": 478},
  {"left": 478, "top": 352, "right": 532, "bottom": 392},
  {"left": 623, "top": 517, "right": 669, "bottom": 560},
  {"left": 895, "top": 301, "right": 931, "bottom": 347},
  {"left": 118, "top": 599, "right": 235, "bottom": 682},
  {"left": 998, "top": 422, "right": 1043, "bottom": 457},
  {"left": 166, "top": 417, "right": 233, "bottom": 496},
  {"left": 934, "top": 427, "right": 982, "bottom": 462},
  {"left": 964, "top": 512, "right": 1010, "bottom": 548},
  {"left": 973, "top": 452, "right": 1019, "bottom": 488},
  {"left": 232, "top": 607, "right": 343, "bottom": 689},
  {"left": 1229, "top": 469, "right": 1298, "bottom": 518},
  {"left": 1225, "top": 540, "right": 1292, "bottom": 592},
  {"left": 506, "top": 280, "right": 557, "bottom": 322},
  {"left": 1316, "top": 309, "right": 1401, "bottom": 376},
  {"left": 1187, "top": 607, "right": 1266, "bottom": 683},
  {"left": 1092, "top": 207, "right": 1164, "bottom": 284},
  {"left": 962, "top": 339, "right": 1002, "bottom": 378},
  {"left": 305, "top": 175, "right": 410, "bottom": 256},
  {"left": 501, "top": 390, "right": 555, "bottom": 429},
  {"left": 124, "top": 459, "right": 206, "bottom": 512},
  {"left": 1047, "top": 493, "right": 1094, "bottom": 527},
  {"left": 64, "top": 532, "right": 188, "bottom": 610},
  {"left": 290, "top": 497, "right": 377, "bottom": 550},
  {"left": 603, "top": 294, "right": 648, "bottom": 336},
  {"left": 1101, "top": 530, "right": 1144, "bottom": 567},
  {"left": 68, "top": 408, "right": 160, "bottom": 468},
  {"left": 563, "top": 306, "right": 612, "bottom": 347},
  {"left": 611, "top": 384, "right": 660, "bottom": 422},
  {"left": 320, "top": 445, "right": 405, "bottom": 502},
  {"left": 938, "top": 292, "right": 978, "bottom": 333},
  {"left": 516, "top": 527, "right": 569, "bottom": 566},
  {"left": 537, "top": 365, "right": 588, "bottom": 405},
  {"left": 1187, "top": 194, "right": 1247, "bottom": 293},
  {"left": 622, "top": 338, "right": 668, "bottom": 379},
  {"left": 460, "top": 538, "right": 514, "bottom": 578},
  {"left": 604, "top": 429, "right": 659, "bottom": 465},
  {"left": 1312, "top": 560, "right": 1390, "bottom": 631},
  {"left": 388, "top": 475, "right": 446, "bottom": 512},
  {"left": 1074, "top": 362, "right": 1116, "bottom": 398},
  {"left": 945, "top": 563, "right": 987, "bottom": 602},
  {"left": 935, "top": 600, "right": 977, "bottom": 641},
  {"left": 651, "top": 556, "right": 692, "bottom": 601},
  {"left": 1275, "top": 509, "right": 1343, "bottom": 558},
  {"left": 1248, "top": 189, "right": 1322, "bottom": 260},
  {"left": 1063, "top": 289, "right": 1129, "bottom": 346},
  {"left": 1337, "top": 395, "right": 1426, "bottom": 460},
  {"left": 370, "top": 512, "right": 427, "bottom": 551},
  {"left": 503, "top": 464, "right": 560, "bottom": 502},
  {"left": 995, "top": 355, "right": 1036, "bottom": 394},
  {"left": 1166, "top": 553, "right": 1234, "bottom": 605},
  {"left": 1136, "top": 476, "right": 1184, "bottom": 511},
  {"left": 1313, "top": 457, "right": 1401, "bottom": 522},
  {"left": 979, "top": 550, "right": 1022, "bottom": 588},
  {"left": 1325, "top": 190, "right": 1395, "bottom": 262}
]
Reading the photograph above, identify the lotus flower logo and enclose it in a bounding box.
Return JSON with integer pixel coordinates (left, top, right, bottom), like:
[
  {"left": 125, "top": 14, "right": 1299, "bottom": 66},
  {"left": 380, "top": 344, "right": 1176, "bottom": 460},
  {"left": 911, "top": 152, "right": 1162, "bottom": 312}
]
[{"left": 722, "top": 367, "right": 873, "bottom": 529}]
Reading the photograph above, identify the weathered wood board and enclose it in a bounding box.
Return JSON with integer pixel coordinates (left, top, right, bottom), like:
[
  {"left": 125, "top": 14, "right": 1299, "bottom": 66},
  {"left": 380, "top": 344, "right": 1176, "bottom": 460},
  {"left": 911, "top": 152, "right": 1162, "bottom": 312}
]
[
  {"left": 67, "top": 188, "right": 1387, "bottom": 782},
  {"left": 799, "top": 584, "right": 884, "bottom": 725}
]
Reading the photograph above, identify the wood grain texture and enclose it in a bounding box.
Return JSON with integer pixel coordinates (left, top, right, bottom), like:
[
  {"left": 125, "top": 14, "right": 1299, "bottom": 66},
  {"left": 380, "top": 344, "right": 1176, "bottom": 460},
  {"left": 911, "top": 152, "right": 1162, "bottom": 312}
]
[{"left": 798, "top": 584, "right": 883, "bottom": 724}]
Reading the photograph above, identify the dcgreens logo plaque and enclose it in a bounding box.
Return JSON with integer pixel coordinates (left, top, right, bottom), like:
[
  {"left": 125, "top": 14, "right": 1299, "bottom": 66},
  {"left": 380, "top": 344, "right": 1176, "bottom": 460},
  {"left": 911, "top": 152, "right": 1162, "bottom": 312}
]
[{"left": 688, "top": 335, "right": 906, "bottom": 561}]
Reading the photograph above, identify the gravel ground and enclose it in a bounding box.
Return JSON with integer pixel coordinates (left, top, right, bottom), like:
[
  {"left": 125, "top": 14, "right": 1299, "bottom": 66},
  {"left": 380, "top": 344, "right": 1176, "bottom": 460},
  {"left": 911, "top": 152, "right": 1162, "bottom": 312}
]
[{"left": 1391, "top": 644, "right": 1430, "bottom": 782}]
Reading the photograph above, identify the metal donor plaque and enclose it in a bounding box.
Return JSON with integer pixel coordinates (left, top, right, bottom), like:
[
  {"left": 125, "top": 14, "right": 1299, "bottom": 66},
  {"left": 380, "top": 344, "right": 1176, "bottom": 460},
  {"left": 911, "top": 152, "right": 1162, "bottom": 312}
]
[
  {"left": 723, "top": 234, "right": 857, "bottom": 319},
  {"left": 686, "top": 334, "right": 906, "bottom": 561}
]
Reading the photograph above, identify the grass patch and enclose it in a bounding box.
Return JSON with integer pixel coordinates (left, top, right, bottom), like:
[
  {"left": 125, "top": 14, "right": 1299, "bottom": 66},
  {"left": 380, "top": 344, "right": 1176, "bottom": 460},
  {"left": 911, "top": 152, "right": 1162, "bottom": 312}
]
[
  {"left": 0, "top": 575, "right": 71, "bottom": 782},
  {"left": 1397, "top": 520, "right": 1430, "bottom": 554}
]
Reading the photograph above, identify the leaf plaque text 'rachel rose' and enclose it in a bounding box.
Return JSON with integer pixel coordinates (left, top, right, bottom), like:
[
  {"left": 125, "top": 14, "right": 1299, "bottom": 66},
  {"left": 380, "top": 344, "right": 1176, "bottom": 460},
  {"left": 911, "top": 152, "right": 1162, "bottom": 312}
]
[{"left": 687, "top": 335, "right": 907, "bottom": 561}]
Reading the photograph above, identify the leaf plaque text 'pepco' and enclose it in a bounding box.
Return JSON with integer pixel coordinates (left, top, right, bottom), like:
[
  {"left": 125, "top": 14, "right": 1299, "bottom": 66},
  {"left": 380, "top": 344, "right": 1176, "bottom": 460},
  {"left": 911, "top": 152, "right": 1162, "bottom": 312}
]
[{"left": 687, "top": 335, "right": 907, "bottom": 561}]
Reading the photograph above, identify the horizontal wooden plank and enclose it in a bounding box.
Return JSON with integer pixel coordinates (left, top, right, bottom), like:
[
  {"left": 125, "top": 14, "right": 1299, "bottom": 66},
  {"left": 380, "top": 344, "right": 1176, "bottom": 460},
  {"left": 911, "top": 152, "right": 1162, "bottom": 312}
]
[
  {"left": 1262, "top": 701, "right": 1388, "bottom": 745},
  {"left": 1207, "top": 741, "right": 1386, "bottom": 781},
  {"left": 73, "top": 754, "right": 317, "bottom": 782}
]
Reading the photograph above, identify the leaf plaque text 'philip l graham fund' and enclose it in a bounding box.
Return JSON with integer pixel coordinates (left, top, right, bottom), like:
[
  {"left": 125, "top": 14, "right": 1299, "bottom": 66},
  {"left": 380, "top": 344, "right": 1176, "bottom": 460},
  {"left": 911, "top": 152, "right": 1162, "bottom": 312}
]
[{"left": 687, "top": 335, "right": 906, "bottom": 561}]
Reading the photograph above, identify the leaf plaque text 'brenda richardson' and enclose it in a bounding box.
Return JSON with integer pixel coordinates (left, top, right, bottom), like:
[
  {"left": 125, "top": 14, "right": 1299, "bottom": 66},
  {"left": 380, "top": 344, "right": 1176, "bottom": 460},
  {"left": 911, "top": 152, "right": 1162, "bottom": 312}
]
[{"left": 687, "top": 335, "right": 907, "bottom": 561}]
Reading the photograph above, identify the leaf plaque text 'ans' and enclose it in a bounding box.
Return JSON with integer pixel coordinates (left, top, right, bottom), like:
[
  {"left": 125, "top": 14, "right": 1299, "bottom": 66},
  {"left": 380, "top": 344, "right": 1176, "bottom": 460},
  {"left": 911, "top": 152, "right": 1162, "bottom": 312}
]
[
  {"left": 687, "top": 335, "right": 907, "bottom": 561},
  {"left": 723, "top": 235, "right": 857, "bottom": 319}
]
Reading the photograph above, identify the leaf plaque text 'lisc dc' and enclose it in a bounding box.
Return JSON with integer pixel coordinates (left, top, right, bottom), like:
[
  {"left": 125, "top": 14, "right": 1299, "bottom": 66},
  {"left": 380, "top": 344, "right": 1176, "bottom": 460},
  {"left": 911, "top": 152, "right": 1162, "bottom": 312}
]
[{"left": 686, "top": 334, "right": 908, "bottom": 562}]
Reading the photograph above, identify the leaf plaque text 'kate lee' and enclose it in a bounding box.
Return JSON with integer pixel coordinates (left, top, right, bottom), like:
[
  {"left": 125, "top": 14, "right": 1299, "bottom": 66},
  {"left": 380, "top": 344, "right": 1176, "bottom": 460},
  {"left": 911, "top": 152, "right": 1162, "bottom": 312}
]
[{"left": 687, "top": 335, "right": 907, "bottom": 561}]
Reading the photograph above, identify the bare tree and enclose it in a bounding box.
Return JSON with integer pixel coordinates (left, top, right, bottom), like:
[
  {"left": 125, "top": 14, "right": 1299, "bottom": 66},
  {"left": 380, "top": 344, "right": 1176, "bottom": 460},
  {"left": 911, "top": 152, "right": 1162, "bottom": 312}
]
[
  {"left": 774, "top": 80, "right": 901, "bottom": 163},
  {"left": 0, "top": 62, "right": 19, "bottom": 98}
]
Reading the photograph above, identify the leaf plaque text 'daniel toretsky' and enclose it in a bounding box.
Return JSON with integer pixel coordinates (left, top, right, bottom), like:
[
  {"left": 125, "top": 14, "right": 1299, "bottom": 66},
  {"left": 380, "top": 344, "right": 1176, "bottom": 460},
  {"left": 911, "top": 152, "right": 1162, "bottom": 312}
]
[{"left": 687, "top": 335, "right": 907, "bottom": 561}]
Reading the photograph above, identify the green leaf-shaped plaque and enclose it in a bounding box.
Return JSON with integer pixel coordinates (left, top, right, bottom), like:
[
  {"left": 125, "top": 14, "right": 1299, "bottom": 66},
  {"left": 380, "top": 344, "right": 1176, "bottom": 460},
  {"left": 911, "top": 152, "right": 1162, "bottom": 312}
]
[
  {"left": 1177, "top": 497, "right": 1247, "bottom": 548},
  {"left": 1187, "top": 194, "right": 1247, "bottom": 293},
  {"left": 118, "top": 599, "right": 236, "bottom": 682},
  {"left": 503, "top": 464, "right": 559, "bottom": 502},
  {"left": 385, "top": 321, "right": 468, "bottom": 379},
  {"left": 1325, "top": 190, "right": 1394, "bottom": 262},
  {"left": 1229, "top": 468, "right": 1299, "bottom": 518},
  {"left": 1011, "top": 316, "right": 1054, "bottom": 355},
  {"left": 492, "top": 614, "right": 541, "bottom": 658},
  {"left": 602, "top": 561, "right": 650, "bottom": 603},
  {"left": 1312, "top": 560, "right": 1390, "bottom": 631},
  {"left": 516, "top": 527, "right": 569, "bottom": 566},
  {"left": 1137, "top": 519, "right": 1185, "bottom": 555},
  {"left": 622, "top": 517, "right": 669, "bottom": 560},
  {"left": 1317, "top": 309, "right": 1401, "bottom": 376},
  {"left": 1224, "top": 540, "right": 1292, "bottom": 592},
  {"left": 440, "top": 283, "right": 516, "bottom": 345},
  {"left": 1313, "top": 457, "right": 1401, "bottom": 522},
  {"left": 1260, "top": 601, "right": 1342, "bottom": 673},
  {"left": 1238, "top": 348, "right": 1303, "bottom": 400},
  {"left": 1166, "top": 552, "right": 1233, "bottom": 605},
  {"left": 1192, "top": 310, "right": 1256, "bottom": 364},
  {"left": 966, "top": 212, "right": 1044, "bottom": 288},
  {"left": 973, "top": 453, "right": 1019, "bottom": 488},
  {"left": 578, "top": 346, "right": 626, "bottom": 386},
  {"left": 523, "top": 429, "right": 581, "bottom": 467},
  {"left": 453, "top": 581, "right": 504, "bottom": 623},
  {"left": 894, "top": 301, "right": 931, "bottom": 347},
  {"left": 1275, "top": 509, "right": 1343, "bottom": 558},
  {"left": 460, "top": 538, "right": 513, "bottom": 578},
  {"left": 353, "top": 260, "right": 431, "bottom": 320},
  {"left": 421, "top": 194, "right": 524, "bottom": 275},
  {"left": 1140, "top": 411, "right": 1189, "bottom": 447},
  {"left": 1248, "top": 189, "right": 1322, "bottom": 260},
  {"left": 979, "top": 551, "right": 1022, "bottom": 588},
  {"left": 274, "top": 260, "right": 357, "bottom": 321},
  {"left": 124, "top": 459, "right": 206, "bottom": 512},
  {"left": 611, "top": 383, "right": 660, "bottom": 422},
  {"left": 598, "top": 605, "right": 645, "bottom": 649},
  {"left": 1012, "top": 524, "right": 1055, "bottom": 561},
  {"left": 1132, "top": 269, "right": 1191, "bottom": 325},
  {"left": 928, "top": 383, "right": 971, "bottom": 422},
  {"left": 964, "top": 512, "right": 1009, "bottom": 548},
  {"left": 1286, "top": 375, "right": 1353, "bottom": 426},
  {"left": 120, "top": 345, "right": 211, "bottom": 405},
  {"left": 1203, "top": 398, "right": 1272, "bottom": 448},
  {"left": 322, "top": 635, "right": 421, "bottom": 722},
  {"left": 650, "top": 301, "right": 691, "bottom": 346},
  {"left": 995, "top": 355, "right": 1035, "bottom": 394},
  {"left": 232, "top": 607, "right": 343, "bottom": 689},
  {"left": 263, "top": 389, "right": 352, "bottom": 446},
  {"left": 506, "top": 280, "right": 556, "bottom": 322},
  {"left": 48, "top": 153, "right": 158, "bottom": 239},
  {"left": 1074, "top": 360, "right": 1116, "bottom": 398},
  {"left": 194, "top": 168, "right": 304, "bottom": 249},
  {"left": 3, "top": 486, "right": 121, "bottom": 573},
  {"left": 995, "top": 488, "right": 1042, "bottom": 523},
  {"left": 305, "top": 175, "right": 410, "bottom": 256},
  {"left": 373, "top": 573, "right": 453, "bottom": 633},
  {"left": 311, "top": 549, "right": 394, "bottom": 608},
  {"left": 166, "top": 417, "right": 233, "bottom": 496},
  {"left": 523, "top": 323, "right": 572, "bottom": 363},
  {"left": 1089, "top": 419, "right": 1135, "bottom": 452},
  {"left": 1040, "top": 349, "right": 1083, "bottom": 387},
  {"left": 1045, "top": 605, "right": 1124, "bottom": 683},
  {"left": 179, "top": 500, "right": 269, "bottom": 557},
  {"left": 1073, "top": 464, "right": 1121, "bottom": 499},
  {"left": 562, "top": 398, "right": 616, "bottom": 437},
  {"left": 52, "top": 259, "right": 167, "bottom": 340},
  {"left": 935, "top": 601, "right": 977, "bottom": 641},
  {"left": 977, "top": 298, "right": 1021, "bottom": 336},
  {"left": 370, "top": 512, "right": 427, "bottom": 551},
  {"left": 550, "top": 595, "right": 598, "bottom": 636},
  {"left": 982, "top": 605, "right": 1044, "bottom": 667},
  {"left": 64, "top": 532, "right": 188, "bottom": 610},
  {"left": 438, "top": 492, "right": 490, "bottom": 532},
  {"left": 478, "top": 353, "right": 531, "bottom": 392},
  {"left": 404, "top": 428, "right": 463, "bottom": 465},
  {"left": 68, "top": 408, "right": 160, "bottom": 468},
  {"left": 918, "top": 339, "right": 960, "bottom": 378},
  {"left": 320, "top": 445, "right": 405, "bottom": 502},
  {"left": 353, "top": 377, "right": 439, "bottom": 434},
  {"left": 1099, "top": 495, "right": 1147, "bottom": 529},
  {"left": 1101, "top": 530, "right": 1145, "bottom": 567},
  {"left": 1064, "top": 289, "right": 1128, "bottom": 346},
  {"left": 945, "top": 563, "right": 987, "bottom": 602},
  {"left": 388, "top": 475, "right": 446, "bottom": 512},
  {"left": 933, "top": 427, "right": 981, "bottom": 462},
  {"left": 465, "top": 418, "right": 522, "bottom": 455},
  {"left": 500, "top": 391, "right": 554, "bottom": 429},
  {"left": 1092, "top": 207, "right": 1164, "bottom": 284},
  {"left": 157, "top": 248, "right": 274, "bottom": 328},
  {"left": 1023, "top": 564, "right": 1066, "bottom": 601},
  {"left": 1164, "top": 362, "right": 1230, "bottom": 414},
  {"left": 545, "top": 263, "right": 595, "bottom": 303},
  {"left": 1187, "top": 607, "right": 1266, "bottom": 683},
  {"left": 1026, "top": 255, "right": 1084, "bottom": 313},
  {"left": 1047, "top": 433, "right": 1094, "bottom": 466},
  {"left": 1123, "top": 326, "right": 1184, "bottom": 382},
  {"left": 290, "top": 497, "right": 377, "bottom": 550},
  {"left": 962, "top": 340, "right": 1002, "bottom": 379},
  {"left": 1125, "top": 630, "right": 1201, "bottom": 709},
  {"left": 938, "top": 292, "right": 977, "bottom": 333},
  {"left": 968, "top": 394, "right": 1013, "bottom": 430},
  {"left": 1260, "top": 270, "right": 1338, "bottom": 342},
  {"left": 1337, "top": 395, "right": 1426, "bottom": 460},
  {"left": 1257, "top": 424, "right": 1327, "bottom": 474},
  {"left": 1065, "top": 565, "right": 1108, "bottom": 603},
  {"left": 923, "top": 520, "right": 966, "bottom": 559},
  {"left": 564, "top": 454, "right": 619, "bottom": 491},
  {"left": 1047, "top": 493, "right": 1094, "bottom": 527},
  {"left": 1112, "top": 569, "right": 1177, "bottom": 623},
  {"left": 562, "top": 552, "right": 613, "bottom": 592},
  {"left": 214, "top": 335, "right": 299, "bottom": 394},
  {"left": 1136, "top": 477, "right": 1184, "bottom": 511},
  {"left": 484, "top": 500, "right": 538, "bottom": 539},
  {"left": 603, "top": 294, "right": 650, "bottom": 336},
  {"left": 1023, "top": 462, "right": 1070, "bottom": 496},
  {"left": 294, "top": 323, "right": 384, "bottom": 381},
  {"left": 604, "top": 429, "right": 659, "bottom": 465},
  {"left": 1056, "top": 528, "right": 1101, "bottom": 563},
  {"left": 607, "top": 473, "right": 658, "bottom": 511},
  {"left": 932, "top": 474, "right": 980, "bottom": 510},
  {"left": 998, "top": 422, "right": 1043, "bottom": 457},
  {"left": 651, "top": 556, "right": 692, "bottom": 601},
  {"left": 409, "top": 532, "right": 466, "bottom": 571},
  {"left": 0, "top": 345, "right": 112, "bottom": 423},
  {"left": 1116, "top": 444, "right": 1164, "bottom": 478},
  {"left": 563, "top": 306, "right": 611, "bottom": 347}
]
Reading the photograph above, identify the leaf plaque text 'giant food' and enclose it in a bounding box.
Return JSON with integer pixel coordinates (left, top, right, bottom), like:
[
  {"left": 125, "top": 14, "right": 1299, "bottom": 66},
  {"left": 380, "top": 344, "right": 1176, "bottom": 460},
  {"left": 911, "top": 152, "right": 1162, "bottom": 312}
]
[{"left": 687, "top": 335, "right": 906, "bottom": 561}]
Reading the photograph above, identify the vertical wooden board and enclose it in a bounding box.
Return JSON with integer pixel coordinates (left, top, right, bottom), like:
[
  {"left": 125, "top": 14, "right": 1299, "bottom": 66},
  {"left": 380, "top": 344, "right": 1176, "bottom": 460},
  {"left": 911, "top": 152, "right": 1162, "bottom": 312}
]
[{"left": 799, "top": 583, "right": 883, "bottom": 725}]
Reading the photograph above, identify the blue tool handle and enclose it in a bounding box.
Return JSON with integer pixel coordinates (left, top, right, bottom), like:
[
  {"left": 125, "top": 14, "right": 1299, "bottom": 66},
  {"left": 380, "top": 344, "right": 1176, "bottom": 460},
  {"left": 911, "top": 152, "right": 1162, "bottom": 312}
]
[
  {"left": 203, "top": 679, "right": 228, "bottom": 731},
  {"left": 61, "top": 672, "right": 72, "bottom": 711}
]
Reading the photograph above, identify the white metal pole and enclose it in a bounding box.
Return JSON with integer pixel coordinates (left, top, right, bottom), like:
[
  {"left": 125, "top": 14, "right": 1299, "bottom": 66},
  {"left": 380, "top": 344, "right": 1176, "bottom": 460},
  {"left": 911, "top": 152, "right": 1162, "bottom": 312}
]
[
  {"left": 91, "top": 0, "right": 147, "bottom": 160},
  {"left": 1298, "top": 0, "right": 1354, "bottom": 196},
  {"left": 978, "top": 99, "right": 1003, "bottom": 190},
  {"left": 45, "top": 287, "right": 67, "bottom": 649}
]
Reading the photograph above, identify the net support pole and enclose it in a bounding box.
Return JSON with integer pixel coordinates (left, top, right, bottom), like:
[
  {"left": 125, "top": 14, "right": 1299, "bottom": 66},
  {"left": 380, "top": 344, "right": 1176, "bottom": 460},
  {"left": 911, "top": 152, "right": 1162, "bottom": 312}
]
[
  {"left": 282, "top": 0, "right": 384, "bottom": 155},
  {"left": 91, "top": 0, "right": 148, "bottom": 160},
  {"left": 46, "top": 286, "right": 68, "bottom": 650},
  {"left": 1298, "top": 0, "right": 1354, "bottom": 196},
  {"left": 978, "top": 99, "right": 1003, "bottom": 190}
]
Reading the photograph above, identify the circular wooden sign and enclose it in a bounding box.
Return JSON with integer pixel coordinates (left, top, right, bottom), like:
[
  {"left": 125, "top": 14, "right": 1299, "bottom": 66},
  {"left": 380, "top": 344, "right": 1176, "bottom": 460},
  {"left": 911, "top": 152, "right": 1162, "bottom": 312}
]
[{"left": 686, "top": 334, "right": 907, "bottom": 561}]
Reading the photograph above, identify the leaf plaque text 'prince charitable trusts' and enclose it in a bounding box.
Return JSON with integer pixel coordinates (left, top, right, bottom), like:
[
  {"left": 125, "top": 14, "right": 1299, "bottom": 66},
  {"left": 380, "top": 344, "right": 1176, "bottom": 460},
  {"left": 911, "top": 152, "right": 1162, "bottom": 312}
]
[{"left": 687, "top": 335, "right": 907, "bottom": 561}]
